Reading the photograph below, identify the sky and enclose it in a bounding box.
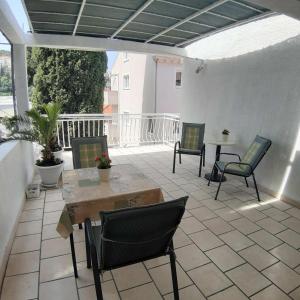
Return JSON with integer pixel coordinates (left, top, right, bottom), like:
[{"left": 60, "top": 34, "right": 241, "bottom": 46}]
[{"left": 107, "top": 51, "right": 117, "bottom": 71}]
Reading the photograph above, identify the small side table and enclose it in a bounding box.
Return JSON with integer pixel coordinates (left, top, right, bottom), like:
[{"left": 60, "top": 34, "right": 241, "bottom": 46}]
[{"left": 204, "top": 139, "right": 235, "bottom": 182}]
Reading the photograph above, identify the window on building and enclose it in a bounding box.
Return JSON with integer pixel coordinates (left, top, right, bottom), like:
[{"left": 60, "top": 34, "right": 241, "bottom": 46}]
[
  {"left": 111, "top": 74, "right": 119, "bottom": 91},
  {"left": 123, "top": 74, "right": 130, "bottom": 90},
  {"left": 123, "top": 52, "right": 129, "bottom": 62},
  {"left": 175, "top": 71, "right": 182, "bottom": 87}
]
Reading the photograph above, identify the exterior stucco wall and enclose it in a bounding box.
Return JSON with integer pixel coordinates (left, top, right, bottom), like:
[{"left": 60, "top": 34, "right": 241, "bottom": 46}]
[
  {"left": 0, "top": 141, "right": 34, "bottom": 286},
  {"left": 156, "top": 63, "right": 183, "bottom": 114},
  {"left": 111, "top": 52, "right": 156, "bottom": 114},
  {"left": 176, "top": 36, "right": 300, "bottom": 203}
]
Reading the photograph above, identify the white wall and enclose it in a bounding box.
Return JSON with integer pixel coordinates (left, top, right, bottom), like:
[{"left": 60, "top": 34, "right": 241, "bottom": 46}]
[
  {"left": 111, "top": 52, "right": 156, "bottom": 114},
  {"left": 172, "top": 35, "right": 300, "bottom": 203},
  {"left": 156, "top": 63, "right": 183, "bottom": 114},
  {"left": 0, "top": 141, "right": 34, "bottom": 286}
]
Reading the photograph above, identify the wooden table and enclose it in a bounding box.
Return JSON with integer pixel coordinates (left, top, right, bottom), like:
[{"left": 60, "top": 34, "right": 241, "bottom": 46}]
[
  {"left": 204, "top": 139, "right": 236, "bottom": 182},
  {"left": 56, "top": 164, "right": 164, "bottom": 277}
]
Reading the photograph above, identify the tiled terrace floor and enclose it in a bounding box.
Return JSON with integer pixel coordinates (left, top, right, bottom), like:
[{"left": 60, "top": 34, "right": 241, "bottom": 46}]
[{"left": 2, "top": 145, "right": 300, "bottom": 300}]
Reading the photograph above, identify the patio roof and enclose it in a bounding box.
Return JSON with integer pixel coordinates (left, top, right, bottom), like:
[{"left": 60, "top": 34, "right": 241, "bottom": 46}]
[{"left": 23, "top": 0, "right": 274, "bottom": 47}]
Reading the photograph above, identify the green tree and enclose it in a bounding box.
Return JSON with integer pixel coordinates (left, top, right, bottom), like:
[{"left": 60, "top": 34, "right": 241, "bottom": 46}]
[
  {"left": 0, "top": 64, "right": 12, "bottom": 95},
  {"left": 27, "top": 47, "right": 107, "bottom": 113}
]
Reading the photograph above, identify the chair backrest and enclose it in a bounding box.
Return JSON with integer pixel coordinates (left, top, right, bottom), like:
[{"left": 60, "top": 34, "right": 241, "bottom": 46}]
[
  {"left": 241, "top": 135, "right": 272, "bottom": 171},
  {"left": 71, "top": 136, "right": 108, "bottom": 169},
  {"left": 99, "top": 197, "right": 188, "bottom": 270},
  {"left": 181, "top": 122, "right": 205, "bottom": 150}
]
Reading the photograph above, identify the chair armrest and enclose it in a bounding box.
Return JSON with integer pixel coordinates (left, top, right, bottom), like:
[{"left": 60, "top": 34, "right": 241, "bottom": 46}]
[
  {"left": 174, "top": 141, "right": 181, "bottom": 151},
  {"left": 84, "top": 218, "right": 96, "bottom": 247},
  {"left": 220, "top": 152, "right": 241, "bottom": 161},
  {"left": 224, "top": 162, "right": 253, "bottom": 174}
]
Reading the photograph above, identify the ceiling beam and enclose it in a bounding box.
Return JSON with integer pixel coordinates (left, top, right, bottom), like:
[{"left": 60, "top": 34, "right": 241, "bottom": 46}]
[
  {"left": 176, "top": 11, "right": 276, "bottom": 47},
  {"left": 24, "top": 32, "right": 187, "bottom": 57},
  {"left": 73, "top": 0, "right": 86, "bottom": 35},
  {"left": 0, "top": 0, "right": 25, "bottom": 44},
  {"left": 145, "top": 0, "right": 228, "bottom": 43},
  {"left": 111, "top": 0, "right": 154, "bottom": 38},
  {"left": 229, "top": 0, "right": 264, "bottom": 13},
  {"left": 206, "top": 11, "right": 237, "bottom": 21}
]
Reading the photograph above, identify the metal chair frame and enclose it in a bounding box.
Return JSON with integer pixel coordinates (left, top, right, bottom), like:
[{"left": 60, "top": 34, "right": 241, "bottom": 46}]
[
  {"left": 208, "top": 139, "right": 272, "bottom": 201},
  {"left": 173, "top": 123, "right": 206, "bottom": 177},
  {"left": 84, "top": 198, "right": 188, "bottom": 300}
]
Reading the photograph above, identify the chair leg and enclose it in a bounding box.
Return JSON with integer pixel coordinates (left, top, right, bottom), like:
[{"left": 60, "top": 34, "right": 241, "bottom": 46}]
[
  {"left": 170, "top": 251, "right": 179, "bottom": 300},
  {"left": 215, "top": 171, "right": 224, "bottom": 200},
  {"left": 69, "top": 233, "right": 78, "bottom": 278},
  {"left": 203, "top": 148, "right": 205, "bottom": 167},
  {"left": 84, "top": 225, "right": 91, "bottom": 269},
  {"left": 173, "top": 151, "right": 176, "bottom": 173},
  {"left": 207, "top": 164, "right": 215, "bottom": 186},
  {"left": 91, "top": 246, "right": 104, "bottom": 300},
  {"left": 252, "top": 173, "right": 261, "bottom": 202},
  {"left": 179, "top": 153, "right": 182, "bottom": 164},
  {"left": 199, "top": 155, "right": 203, "bottom": 177},
  {"left": 244, "top": 177, "right": 249, "bottom": 188}
]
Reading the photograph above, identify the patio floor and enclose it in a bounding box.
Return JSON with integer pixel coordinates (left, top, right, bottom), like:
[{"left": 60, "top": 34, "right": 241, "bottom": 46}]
[{"left": 1, "top": 145, "right": 300, "bottom": 300}]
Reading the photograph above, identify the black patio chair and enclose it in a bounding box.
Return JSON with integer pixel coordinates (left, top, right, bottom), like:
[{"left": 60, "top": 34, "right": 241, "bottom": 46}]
[
  {"left": 84, "top": 196, "right": 188, "bottom": 300},
  {"left": 173, "top": 122, "right": 205, "bottom": 177},
  {"left": 71, "top": 136, "right": 108, "bottom": 169},
  {"left": 208, "top": 135, "right": 272, "bottom": 201}
]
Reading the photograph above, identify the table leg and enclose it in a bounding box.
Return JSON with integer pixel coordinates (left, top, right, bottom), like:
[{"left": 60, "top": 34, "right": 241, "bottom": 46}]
[
  {"left": 70, "top": 233, "right": 78, "bottom": 278},
  {"left": 205, "top": 145, "right": 227, "bottom": 182}
]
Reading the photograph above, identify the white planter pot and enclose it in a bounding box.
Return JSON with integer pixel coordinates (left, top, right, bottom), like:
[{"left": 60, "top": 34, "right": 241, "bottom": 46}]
[
  {"left": 222, "top": 134, "right": 229, "bottom": 142},
  {"left": 53, "top": 149, "right": 63, "bottom": 160},
  {"left": 36, "top": 162, "right": 64, "bottom": 187}
]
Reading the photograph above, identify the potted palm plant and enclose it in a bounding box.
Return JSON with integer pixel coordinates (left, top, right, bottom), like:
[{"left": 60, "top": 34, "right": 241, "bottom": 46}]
[{"left": 1, "top": 102, "right": 64, "bottom": 187}]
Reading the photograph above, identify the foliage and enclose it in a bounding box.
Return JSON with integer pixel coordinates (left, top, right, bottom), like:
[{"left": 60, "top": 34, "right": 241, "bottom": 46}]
[
  {"left": 27, "top": 47, "right": 107, "bottom": 113},
  {"left": 0, "top": 64, "right": 12, "bottom": 95},
  {"left": 1, "top": 102, "right": 62, "bottom": 166},
  {"left": 222, "top": 129, "right": 230, "bottom": 135},
  {"left": 95, "top": 152, "right": 111, "bottom": 169}
]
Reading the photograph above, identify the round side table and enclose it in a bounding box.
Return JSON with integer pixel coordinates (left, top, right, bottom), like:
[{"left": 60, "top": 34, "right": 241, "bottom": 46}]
[{"left": 204, "top": 139, "right": 235, "bottom": 182}]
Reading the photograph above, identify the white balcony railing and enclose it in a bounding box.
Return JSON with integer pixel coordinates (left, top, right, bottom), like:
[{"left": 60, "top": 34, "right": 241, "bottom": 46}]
[{"left": 57, "top": 113, "right": 180, "bottom": 149}]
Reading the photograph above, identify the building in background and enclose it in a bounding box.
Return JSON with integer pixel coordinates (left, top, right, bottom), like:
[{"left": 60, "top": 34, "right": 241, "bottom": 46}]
[{"left": 110, "top": 51, "right": 183, "bottom": 115}]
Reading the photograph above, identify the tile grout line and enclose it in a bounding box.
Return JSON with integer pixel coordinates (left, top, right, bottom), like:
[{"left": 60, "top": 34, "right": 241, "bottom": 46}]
[{"left": 37, "top": 188, "right": 46, "bottom": 299}]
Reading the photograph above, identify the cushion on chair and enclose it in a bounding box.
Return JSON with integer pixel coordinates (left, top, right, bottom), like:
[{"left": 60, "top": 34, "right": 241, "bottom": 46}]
[
  {"left": 71, "top": 136, "right": 108, "bottom": 169},
  {"left": 216, "top": 161, "right": 250, "bottom": 176},
  {"left": 178, "top": 148, "right": 202, "bottom": 155},
  {"left": 241, "top": 135, "right": 271, "bottom": 170},
  {"left": 216, "top": 135, "right": 271, "bottom": 177},
  {"left": 180, "top": 123, "right": 205, "bottom": 151},
  {"left": 79, "top": 143, "right": 103, "bottom": 168},
  {"left": 183, "top": 127, "right": 200, "bottom": 150}
]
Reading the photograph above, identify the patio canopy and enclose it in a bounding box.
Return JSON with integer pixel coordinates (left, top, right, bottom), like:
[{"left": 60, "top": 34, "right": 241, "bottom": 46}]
[{"left": 23, "top": 0, "right": 274, "bottom": 48}]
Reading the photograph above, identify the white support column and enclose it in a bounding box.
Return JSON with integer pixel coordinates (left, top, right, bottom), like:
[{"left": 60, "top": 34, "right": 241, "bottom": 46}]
[{"left": 12, "top": 44, "right": 29, "bottom": 116}]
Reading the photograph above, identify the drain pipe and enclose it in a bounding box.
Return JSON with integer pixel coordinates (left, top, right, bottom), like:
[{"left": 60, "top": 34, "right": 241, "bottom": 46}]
[{"left": 153, "top": 56, "right": 158, "bottom": 113}]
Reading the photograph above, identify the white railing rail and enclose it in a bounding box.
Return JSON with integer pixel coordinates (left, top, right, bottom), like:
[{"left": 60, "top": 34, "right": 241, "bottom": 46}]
[{"left": 57, "top": 113, "right": 180, "bottom": 149}]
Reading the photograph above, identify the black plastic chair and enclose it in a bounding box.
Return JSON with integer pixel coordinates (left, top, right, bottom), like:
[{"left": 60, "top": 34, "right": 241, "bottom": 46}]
[
  {"left": 84, "top": 197, "right": 188, "bottom": 300},
  {"left": 71, "top": 136, "right": 108, "bottom": 169},
  {"left": 173, "top": 123, "right": 205, "bottom": 177},
  {"left": 208, "top": 135, "right": 272, "bottom": 201}
]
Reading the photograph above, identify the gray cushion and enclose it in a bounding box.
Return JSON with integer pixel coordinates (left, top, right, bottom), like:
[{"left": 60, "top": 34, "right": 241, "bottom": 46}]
[
  {"left": 216, "top": 161, "right": 250, "bottom": 176},
  {"left": 178, "top": 148, "right": 202, "bottom": 155}
]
